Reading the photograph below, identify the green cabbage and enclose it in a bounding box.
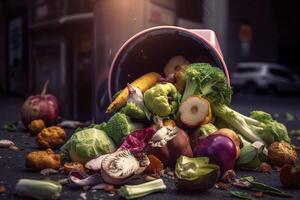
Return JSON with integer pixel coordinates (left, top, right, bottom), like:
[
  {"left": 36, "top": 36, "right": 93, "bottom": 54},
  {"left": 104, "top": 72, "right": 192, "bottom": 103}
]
[{"left": 60, "top": 128, "right": 116, "bottom": 163}]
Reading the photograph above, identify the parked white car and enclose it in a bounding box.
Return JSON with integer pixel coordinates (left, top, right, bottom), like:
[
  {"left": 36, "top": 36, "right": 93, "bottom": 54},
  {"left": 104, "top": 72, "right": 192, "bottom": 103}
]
[{"left": 231, "top": 62, "right": 300, "bottom": 94}]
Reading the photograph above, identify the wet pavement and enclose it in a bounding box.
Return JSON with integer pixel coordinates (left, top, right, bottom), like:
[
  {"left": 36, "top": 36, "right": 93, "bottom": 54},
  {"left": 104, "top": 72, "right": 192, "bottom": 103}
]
[{"left": 0, "top": 94, "right": 300, "bottom": 200}]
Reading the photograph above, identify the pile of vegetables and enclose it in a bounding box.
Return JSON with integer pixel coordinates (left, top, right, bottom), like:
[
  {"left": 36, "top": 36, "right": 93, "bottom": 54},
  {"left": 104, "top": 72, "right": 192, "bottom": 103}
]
[{"left": 15, "top": 55, "right": 299, "bottom": 200}]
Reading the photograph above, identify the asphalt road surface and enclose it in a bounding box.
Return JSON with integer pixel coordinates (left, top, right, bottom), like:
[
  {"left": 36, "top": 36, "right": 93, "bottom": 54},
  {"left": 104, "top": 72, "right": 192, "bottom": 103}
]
[{"left": 0, "top": 95, "right": 300, "bottom": 200}]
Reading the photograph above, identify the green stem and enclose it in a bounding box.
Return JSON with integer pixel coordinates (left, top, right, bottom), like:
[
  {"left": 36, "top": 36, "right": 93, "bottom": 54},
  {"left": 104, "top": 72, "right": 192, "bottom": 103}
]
[
  {"left": 181, "top": 79, "right": 197, "bottom": 101},
  {"left": 118, "top": 179, "right": 166, "bottom": 199}
]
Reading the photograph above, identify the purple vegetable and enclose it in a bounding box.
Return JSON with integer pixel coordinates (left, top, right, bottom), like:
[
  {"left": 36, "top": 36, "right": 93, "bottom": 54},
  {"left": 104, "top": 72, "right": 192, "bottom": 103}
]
[
  {"left": 193, "top": 134, "right": 237, "bottom": 173},
  {"left": 68, "top": 170, "right": 103, "bottom": 187},
  {"left": 119, "top": 127, "right": 156, "bottom": 153},
  {"left": 21, "top": 80, "right": 59, "bottom": 127}
]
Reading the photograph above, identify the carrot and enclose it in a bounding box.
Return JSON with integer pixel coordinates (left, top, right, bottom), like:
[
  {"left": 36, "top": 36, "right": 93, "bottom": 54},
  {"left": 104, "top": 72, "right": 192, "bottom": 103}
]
[
  {"left": 163, "top": 119, "right": 177, "bottom": 127},
  {"left": 106, "top": 72, "right": 161, "bottom": 113}
]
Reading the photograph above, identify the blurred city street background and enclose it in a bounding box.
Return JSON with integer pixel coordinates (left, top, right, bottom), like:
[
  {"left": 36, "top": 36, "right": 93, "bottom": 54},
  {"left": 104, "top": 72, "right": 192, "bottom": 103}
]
[{"left": 0, "top": 0, "right": 300, "bottom": 122}]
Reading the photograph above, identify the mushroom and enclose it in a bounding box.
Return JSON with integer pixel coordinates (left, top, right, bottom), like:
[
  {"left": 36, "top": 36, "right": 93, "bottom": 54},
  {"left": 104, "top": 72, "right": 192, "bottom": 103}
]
[{"left": 101, "top": 150, "right": 149, "bottom": 185}]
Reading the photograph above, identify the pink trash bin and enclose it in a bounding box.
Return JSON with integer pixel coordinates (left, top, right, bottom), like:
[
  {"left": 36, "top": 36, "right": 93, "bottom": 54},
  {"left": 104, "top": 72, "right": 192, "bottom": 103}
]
[{"left": 108, "top": 26, "right": 230, "bottom": 101}]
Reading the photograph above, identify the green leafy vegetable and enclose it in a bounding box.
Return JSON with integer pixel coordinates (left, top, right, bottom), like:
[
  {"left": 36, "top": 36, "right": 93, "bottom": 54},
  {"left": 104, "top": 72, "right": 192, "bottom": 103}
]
[
  {"left": 285, "top": 112, "right": 295, "bottom": 121},
  {"left": 249, "top": 111, "right": 291, "bottom": 144},
  {"left": 2, "top": 122, "right": 17, "bottom": 132},
  {"left": 181, "top": 63, "right": 232, "bottom": 104},
  {"left": 105, "top": 113, "right": 143, "bottom": 145},
  {"left": 120, "top": 102, "right": 147, "bottom": 120},
  {"left": 230, "top": 190, "right": 257, "bottom": 200},
  {"left": 118, "top": 178, "right": 166, "bottom": 199},
  {"left": 233, "top": 176, "right": 292, "bottom": 198},
  {"left": 213, "top": 107, "right": 291, "bottom": 145},
  {"left": 236, "top": 136, "right": 266, "bottom": 169},
  {"left": 75, "top": 122, "right": 107, "bottom": 133},
  {"left": 60, "top": 128, "right": 116, "bottom": 163},
  {"left": 91, "top": 122, "right": 107, "bottom": 131},
  {"left": 180, "top": 63, "right": 290, "bottom": 145},
  {"left": 119, "top": 84, "right": 150, "bottom": 120}
]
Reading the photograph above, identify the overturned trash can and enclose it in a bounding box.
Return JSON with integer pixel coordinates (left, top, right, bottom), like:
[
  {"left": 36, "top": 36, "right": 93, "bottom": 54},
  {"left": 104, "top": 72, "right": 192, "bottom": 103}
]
[{"left": 97, "top": 26, "right": 230, "bottom": 120}]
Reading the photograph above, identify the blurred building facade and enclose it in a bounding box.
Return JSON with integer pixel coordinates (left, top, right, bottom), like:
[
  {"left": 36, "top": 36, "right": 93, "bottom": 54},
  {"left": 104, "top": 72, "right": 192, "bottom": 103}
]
[
  {"left": 27, "top": 0, "right": 93, "bottom": 120},
  {"left": 0, "top": 0, "right": 299, "bottom": 121},
  {"left": 0, "top": 0, "right": 27, "bottom": 96}
]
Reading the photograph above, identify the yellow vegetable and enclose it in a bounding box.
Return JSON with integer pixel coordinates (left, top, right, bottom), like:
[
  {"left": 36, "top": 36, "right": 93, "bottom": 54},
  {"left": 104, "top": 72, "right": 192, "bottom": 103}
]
[
  {"left": 163, "top": 119, "right": 176, "bottom": 127},
  {"left": 106, "top": 72, "right": 161, "bottom": 113}
]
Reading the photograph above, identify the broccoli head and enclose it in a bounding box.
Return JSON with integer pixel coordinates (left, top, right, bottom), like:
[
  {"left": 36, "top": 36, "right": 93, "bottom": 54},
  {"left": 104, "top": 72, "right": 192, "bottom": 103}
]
[
  {"left": 120, "top": 102, "right": 146, "bottom": 120},
  {"left": 144, "top": 83, "right": 179, "bottom": 117},
  {"left": 249, "top": 111, "right": 290, "bottom": 145},
  {"left": 182, "top": 63, "right": 232, "bottom": 105},
  {"left": 249, "top": 111, "right": 273, "bottom": 124},
  {"left": 105, "top": 113, "right": 143, "bottom": 145},
  {"left": 92, "top": 122, "right": 107, "bottom": 132},
  {"left": 196, "top": 123, "right": 218, "bottom": 137},
  {"left": 214, "top": 106, "right": 291, "bottom": 145}
]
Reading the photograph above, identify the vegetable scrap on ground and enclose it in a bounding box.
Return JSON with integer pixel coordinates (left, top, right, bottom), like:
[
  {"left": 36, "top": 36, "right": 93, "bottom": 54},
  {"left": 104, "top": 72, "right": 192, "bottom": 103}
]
[{"left": 1, "top": 55, "right": 300, "bottom": 200}]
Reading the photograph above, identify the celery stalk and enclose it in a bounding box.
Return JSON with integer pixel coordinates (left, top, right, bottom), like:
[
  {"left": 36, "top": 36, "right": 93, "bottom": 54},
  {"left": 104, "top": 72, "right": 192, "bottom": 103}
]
[
  {"left": 118, "top": 179, "right": 166, "bottom": 199},
  {"left": 15, "top": 179, "right": 62, "bottom": 200}
]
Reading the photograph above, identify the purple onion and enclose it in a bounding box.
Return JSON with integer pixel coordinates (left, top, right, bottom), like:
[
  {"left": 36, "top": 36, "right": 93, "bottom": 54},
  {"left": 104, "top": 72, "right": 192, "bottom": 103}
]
[{"left": 193, "top": 134, "right": 237, "bottom": 173}]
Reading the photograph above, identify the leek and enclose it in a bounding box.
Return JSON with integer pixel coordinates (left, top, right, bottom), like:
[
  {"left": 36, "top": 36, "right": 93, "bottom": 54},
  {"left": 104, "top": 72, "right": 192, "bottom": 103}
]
[
  {"left": 118, "top": 179, "right": 166, "bottom": 199},
  {"left": 15, "top": 179, "right": 62, "bottom": 200}
]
